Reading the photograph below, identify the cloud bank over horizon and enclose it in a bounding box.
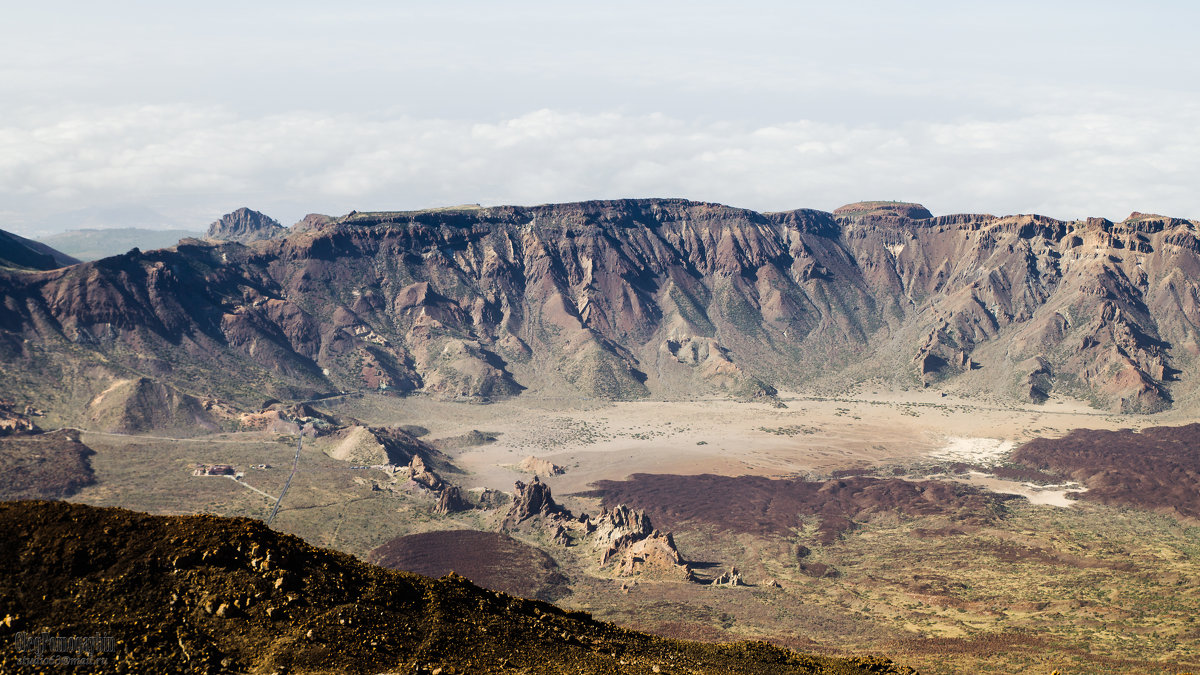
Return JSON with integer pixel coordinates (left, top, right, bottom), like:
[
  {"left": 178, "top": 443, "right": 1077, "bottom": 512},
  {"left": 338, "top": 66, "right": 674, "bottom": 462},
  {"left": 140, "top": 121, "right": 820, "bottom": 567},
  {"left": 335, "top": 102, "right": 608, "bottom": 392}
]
[
  {"left": 4, "top": 102, "right": 1198, "bottom": 235},
  {"left": 3, "top": 3, "right": 1199, "bottom": 235}
]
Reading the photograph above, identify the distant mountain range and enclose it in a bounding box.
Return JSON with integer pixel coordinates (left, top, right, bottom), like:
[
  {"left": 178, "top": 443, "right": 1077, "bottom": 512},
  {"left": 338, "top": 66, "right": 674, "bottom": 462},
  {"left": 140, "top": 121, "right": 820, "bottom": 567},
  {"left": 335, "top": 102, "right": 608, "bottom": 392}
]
[
  {"left": 36, "top": 228, "right": 202, "bottom": 261},
  {"left": 2, "top": 199, "right": 1198, "bottom": 428}
]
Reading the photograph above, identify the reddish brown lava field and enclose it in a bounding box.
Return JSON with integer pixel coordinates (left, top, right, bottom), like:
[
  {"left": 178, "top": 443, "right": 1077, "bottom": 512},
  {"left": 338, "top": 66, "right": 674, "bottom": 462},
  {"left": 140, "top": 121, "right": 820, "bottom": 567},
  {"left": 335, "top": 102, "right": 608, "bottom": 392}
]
[
  {"left": 1013, "top": 422, "right": 1200, "bottom": 520},
  {"left": 580, "top": 474, "right": 1014, "bottom": 544},
  {"left": 0, "top": 429, "right": 95, "bottom": 500},
  {"left": 369, "top": 529, "right": 571, "bottom": 601}
]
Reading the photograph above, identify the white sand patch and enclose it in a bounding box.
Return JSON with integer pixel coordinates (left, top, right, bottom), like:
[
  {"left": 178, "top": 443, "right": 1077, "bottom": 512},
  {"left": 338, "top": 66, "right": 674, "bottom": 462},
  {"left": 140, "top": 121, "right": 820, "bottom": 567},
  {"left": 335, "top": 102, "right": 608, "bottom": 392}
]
[
  {"left": 956, "top": 472, "right": 1088, "bottom": 508},
  {"left": 930, "top": 437, "right": 1014, "bottom": 464}
]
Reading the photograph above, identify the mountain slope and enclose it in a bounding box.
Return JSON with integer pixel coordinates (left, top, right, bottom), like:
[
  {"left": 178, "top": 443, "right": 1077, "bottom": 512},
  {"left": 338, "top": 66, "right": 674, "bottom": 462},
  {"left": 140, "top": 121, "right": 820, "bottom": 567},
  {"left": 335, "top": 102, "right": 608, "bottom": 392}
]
[
  {"left": 0, "top": 229, "right": 79, "bottom": 271},
  {"left": 0, "top": 500, "right": 915, "bottom": 674},
  {"left": 2, "top": 199, "right": 1199, "bottom": 423}
]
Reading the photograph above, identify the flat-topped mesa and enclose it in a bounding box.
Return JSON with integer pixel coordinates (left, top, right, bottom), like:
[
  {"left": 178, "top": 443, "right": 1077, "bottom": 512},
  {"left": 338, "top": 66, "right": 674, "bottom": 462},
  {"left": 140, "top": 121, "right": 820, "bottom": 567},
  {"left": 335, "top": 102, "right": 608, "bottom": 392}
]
[
  {"left": 833, "top": 201, "right": 933, "bottom": 220},
  {"left": 207, "top": 207, "right": 284, "bottom": 242}
]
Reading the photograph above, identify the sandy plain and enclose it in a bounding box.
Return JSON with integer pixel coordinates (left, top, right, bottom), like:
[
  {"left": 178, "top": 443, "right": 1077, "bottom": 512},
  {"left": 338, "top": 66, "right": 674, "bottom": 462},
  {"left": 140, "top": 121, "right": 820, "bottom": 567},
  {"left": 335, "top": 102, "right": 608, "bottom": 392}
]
[{"left": 327, "top": 388, "right": 1152, "bottom": 497}]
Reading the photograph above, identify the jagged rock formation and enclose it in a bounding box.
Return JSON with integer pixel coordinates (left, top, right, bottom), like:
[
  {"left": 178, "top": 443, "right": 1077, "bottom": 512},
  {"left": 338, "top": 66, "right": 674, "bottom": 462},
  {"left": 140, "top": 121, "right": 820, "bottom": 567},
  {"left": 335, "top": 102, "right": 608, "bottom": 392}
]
[
  {"left": 434, "top": 485, "right": 467, "bottom": 514},
  {"left": 5, "top": 198, "right": 1200, "bottom": 424},
  {"left": 0, "top": 501, "right": 918, "bottom": 674},
  {"left": 502, "top": 476, "right": 566, "bottom": 529},
  {"left": 501, "top": 479, "right": 693, "bottom": 579},
  {"left": 401, "top": 454, "right": 443, "bottom": 491},
  {"left": 590, "top": 505, "right": 687, "bottom": 575},
  {"left": 0, "top": 228, "right": 79, "bottom": 271},
  {"left": 711, "top": 567, "right": 746, "bottom": 587},
  {"left": 206, "top": 207, "right": 284, "bottom": 242}
]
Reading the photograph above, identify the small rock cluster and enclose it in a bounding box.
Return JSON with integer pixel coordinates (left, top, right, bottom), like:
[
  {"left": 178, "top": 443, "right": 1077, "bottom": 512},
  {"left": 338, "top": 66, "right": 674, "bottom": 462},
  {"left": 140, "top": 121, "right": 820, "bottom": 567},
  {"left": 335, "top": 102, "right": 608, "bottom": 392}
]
[{"left": 501, "top": 478, "right": 694, "bottom": 581}]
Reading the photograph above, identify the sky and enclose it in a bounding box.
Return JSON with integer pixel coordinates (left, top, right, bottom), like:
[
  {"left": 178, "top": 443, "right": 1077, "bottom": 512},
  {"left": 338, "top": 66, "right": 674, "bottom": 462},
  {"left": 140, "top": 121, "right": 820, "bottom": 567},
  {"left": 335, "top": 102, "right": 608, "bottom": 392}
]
[{"left": 3, "top": 1, "right": 1200, "bottom": 236}]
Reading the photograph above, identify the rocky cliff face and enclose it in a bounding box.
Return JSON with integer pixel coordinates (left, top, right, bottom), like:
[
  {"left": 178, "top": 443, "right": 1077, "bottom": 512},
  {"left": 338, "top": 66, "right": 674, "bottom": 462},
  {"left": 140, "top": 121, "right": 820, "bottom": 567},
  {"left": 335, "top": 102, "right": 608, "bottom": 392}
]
[
  {"left": 206, "top": 207, "right": 284, "bottom": 242},
  {"left": 3, "top": 198, "right": 1199, "bottom": 421}
]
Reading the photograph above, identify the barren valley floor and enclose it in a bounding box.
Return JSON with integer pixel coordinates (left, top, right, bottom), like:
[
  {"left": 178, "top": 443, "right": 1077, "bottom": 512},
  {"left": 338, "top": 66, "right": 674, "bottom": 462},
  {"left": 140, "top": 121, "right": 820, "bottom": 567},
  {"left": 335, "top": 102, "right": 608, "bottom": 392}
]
[{"left": 66, "top": 390, "right": 1200, "bottom": 674}]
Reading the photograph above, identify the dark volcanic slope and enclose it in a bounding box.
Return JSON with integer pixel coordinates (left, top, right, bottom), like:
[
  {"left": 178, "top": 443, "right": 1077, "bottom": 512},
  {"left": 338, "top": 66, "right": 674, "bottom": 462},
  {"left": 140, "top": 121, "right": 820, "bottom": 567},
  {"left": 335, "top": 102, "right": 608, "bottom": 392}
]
[
  {"left": 0, "top": 429, "right": 95, "bottom": 499},
  {"left": 0, "top": 228, "right": 79, "bottom": 271},
  {"left": 1013, "top": 423, "right": 1200, "bottom": 520},
  {"left": 0, "top": 501, "right": 915, "bottom": 674},
  {"left": 582, "top": 474, "right": 1013, "bottom": 544},
  {"left": 3, "top": 199, "right": 1200, "bottom": 424},
  {"left": 369, "top": 529, "right": 570, "bottom": 601}
]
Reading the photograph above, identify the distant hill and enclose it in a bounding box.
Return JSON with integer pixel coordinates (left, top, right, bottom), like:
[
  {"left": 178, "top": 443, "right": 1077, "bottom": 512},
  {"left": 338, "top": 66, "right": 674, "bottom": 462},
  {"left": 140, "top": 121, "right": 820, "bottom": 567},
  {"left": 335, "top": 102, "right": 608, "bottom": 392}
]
[
  {"left": 37, "top": 228, "right": 200, "bottom": 261},
  {"left": 0, "top": 228, "right": 79, "bottom": 270}
]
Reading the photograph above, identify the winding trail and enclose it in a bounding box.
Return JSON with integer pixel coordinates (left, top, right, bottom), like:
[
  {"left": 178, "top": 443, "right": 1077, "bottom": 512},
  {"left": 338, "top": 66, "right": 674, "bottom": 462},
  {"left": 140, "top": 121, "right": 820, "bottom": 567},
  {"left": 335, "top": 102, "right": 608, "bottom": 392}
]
[{"left": 222, "top": 475, "right": 276, "bottom": 501}]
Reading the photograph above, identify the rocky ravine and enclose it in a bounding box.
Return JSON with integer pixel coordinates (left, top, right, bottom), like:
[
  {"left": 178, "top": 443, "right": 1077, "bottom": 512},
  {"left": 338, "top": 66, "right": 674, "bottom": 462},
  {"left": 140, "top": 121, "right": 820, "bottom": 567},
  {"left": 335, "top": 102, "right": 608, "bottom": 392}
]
[{"left": 3, "top": 199, "right": 1199, "bottom": 424}]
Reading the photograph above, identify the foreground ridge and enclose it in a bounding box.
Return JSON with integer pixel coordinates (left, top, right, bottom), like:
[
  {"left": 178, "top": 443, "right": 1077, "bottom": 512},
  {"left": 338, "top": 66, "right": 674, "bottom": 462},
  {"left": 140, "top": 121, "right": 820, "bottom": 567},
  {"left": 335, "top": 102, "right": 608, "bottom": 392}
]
[{"left": 0, "top": 500, "right": 916, "bottom": 674}]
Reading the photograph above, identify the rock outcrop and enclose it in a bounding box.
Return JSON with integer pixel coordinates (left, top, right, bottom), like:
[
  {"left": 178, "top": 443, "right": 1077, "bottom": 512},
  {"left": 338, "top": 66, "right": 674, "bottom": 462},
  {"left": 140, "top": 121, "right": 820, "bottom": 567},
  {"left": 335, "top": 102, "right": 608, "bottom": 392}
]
[
  {"left": 501, "top": 476, "right": 565, "bottom": 530},
  {"left": 0, "top": 399, "right": 39, "bottom": 437},
  {"left": 501, "top": 480, "right": 693, "bottom": 580},
  {"left": 433, "top": 485, "right": 467, "bottom": 514},
  {"left": 206, "top": 207, "right": 284, "bottom": 242},
  {"left": 519, "top": 455, "right": 564, "bottom": 477},
  {"left": 711, "top": 567, "right": 746, "bottom": 587}
]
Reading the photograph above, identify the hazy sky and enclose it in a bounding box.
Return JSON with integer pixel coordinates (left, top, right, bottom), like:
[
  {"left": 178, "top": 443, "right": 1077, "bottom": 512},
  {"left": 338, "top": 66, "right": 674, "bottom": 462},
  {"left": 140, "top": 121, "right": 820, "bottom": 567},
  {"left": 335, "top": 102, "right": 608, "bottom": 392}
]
[{"left": 3, "top": 2, "right": 1199, "bottom": 235}]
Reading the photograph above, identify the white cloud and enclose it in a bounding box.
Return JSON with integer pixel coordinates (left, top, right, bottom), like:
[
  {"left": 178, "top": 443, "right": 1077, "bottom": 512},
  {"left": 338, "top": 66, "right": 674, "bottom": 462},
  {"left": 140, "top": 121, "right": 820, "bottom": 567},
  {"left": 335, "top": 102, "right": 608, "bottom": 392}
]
[{"left": 2, "top": 102, "right": 1200, "bottom": 235}]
